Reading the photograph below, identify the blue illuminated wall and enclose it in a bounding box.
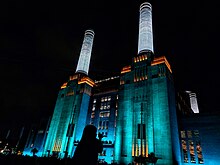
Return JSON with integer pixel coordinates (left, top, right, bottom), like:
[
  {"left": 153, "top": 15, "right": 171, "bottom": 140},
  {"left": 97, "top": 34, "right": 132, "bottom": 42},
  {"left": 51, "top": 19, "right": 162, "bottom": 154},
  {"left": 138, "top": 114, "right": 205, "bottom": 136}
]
[
  {"left": 114, "top": 53, "right": 181, "bottom": 165},
  {"left": 180, "top": 113, "right": 220, "bottom": 165},
  {"left": 42, "top": 74, "right": 93, "bottom": 158},
  {"left": 23, "top": 117, "right": 51, "bottom": 157}
]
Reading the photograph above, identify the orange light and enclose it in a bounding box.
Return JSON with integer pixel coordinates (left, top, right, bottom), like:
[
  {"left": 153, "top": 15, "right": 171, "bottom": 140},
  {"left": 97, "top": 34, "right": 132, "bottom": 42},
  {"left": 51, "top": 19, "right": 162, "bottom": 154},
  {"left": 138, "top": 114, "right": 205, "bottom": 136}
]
[
  {"left": 151, "top": 56, "right": 172, "bottom": 73},
  {"left": 78, "top": 77, "right": 95, "bottom": 87},
  {"left": 61, "top": 82, "right": 67, "bottom": 89},
  {"left": 69, "top": 75, "right": 78, "bottom": 80},
  {"left": 121, "top": 65, "right": 131, "bottom": 74}
]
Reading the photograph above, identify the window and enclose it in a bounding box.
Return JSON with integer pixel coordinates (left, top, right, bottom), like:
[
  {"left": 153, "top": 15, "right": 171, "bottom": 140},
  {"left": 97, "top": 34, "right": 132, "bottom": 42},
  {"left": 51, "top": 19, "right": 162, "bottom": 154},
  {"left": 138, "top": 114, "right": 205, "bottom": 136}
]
[
  {"left": 99, "top": 111, "right": 110, "bottom": 118},
  {"left": 187, "top": 130, "right": 192, "bottom": 138},
  {"left": 102, "top": 121, "right": 105, "bottom": 129},
  {"left": 189, "top": 140, "right": 196, "bottom": 163},
  {"left": 105, "top": 121, "right": 109, "bottom": 129},
  {"left": 181, "top": 131, "right": 186, "bottom": 138},
  {"left": 104, "top": 97, "right": 108, "bottom": 101},
  {"left": 107, "top": 102, "right": 110, "bottom": 109},
  {"left": 91, "top": 112, "right": 95, "bottom": 119},
  {"left": 92, "top": 104, "right": 96, "bottom": 111},
  {"left": 181, "top": 140, "right": 188, "bottom": 163},
  {"left": 100, "top": 103, "right": 104, "bottom": 110},
  {"left": 180, "top": 130, "right": 204, "bottom": 164},
  {"left": 193, "top": 130, "right": 199, "bottom": 138},
  {"left": 101, "top": 96, "right": 111, "bottom": 102},
  {"left": 196, "top": 140, "right": 204, "bottom": 164},
  {"left": 101, "top": 97, "right": 105, "bottom": 102},
  {"left": 93, "top": 99, "right": 96, "bottom": 103}
]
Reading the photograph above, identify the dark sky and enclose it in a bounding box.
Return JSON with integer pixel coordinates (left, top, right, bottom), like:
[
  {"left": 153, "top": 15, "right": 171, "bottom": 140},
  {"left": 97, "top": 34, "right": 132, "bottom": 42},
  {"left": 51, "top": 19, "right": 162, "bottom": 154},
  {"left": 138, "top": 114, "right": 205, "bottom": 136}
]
[{"left": 0, "top": 0, "right": 219, "bottom": 133}]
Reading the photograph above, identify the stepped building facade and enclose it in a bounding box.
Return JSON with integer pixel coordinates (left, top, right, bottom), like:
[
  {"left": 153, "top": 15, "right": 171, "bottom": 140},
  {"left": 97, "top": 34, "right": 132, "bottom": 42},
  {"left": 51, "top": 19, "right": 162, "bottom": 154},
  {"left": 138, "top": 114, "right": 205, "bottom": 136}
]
[{"left": 23, "top": 2, "right": 219, "bottom": 165}]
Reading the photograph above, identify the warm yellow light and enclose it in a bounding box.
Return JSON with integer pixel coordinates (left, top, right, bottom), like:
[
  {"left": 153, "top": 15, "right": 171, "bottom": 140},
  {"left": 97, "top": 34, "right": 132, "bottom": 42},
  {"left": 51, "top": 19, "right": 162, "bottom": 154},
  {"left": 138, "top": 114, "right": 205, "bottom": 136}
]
[
  {"left": 78, "top": 77, "right": 95, "bottom": 87},
  {"left": 61, "top": 82, "right": 67, "bottom": 89},
  {"left": 151, "top": 56, "right": 172, "bottom": 73},
  {"left": 69, "top": 75, "right": 78, "bottom": 80},
  {"left": 121, "top": 65, "right": 131, "bottom": 74}
]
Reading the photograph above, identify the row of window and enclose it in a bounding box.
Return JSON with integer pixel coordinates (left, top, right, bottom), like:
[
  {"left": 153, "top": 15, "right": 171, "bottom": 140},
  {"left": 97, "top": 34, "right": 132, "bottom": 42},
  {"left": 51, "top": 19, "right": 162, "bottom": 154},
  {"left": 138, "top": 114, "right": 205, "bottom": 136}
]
[
  {"left": 91, "top": 111, "right": 111, "bottom": 119},
  {"left": 98, "top": 121, "right": 109, "bottom": 130},
  {"left": 92, "top": 102, "right": 111, "bottom": 111},
  {"left": 181, "top": 130, "right": 199, "bottom": 139},
  {"left": 93, "top": 96, "right": 112, "bottom": 103},
  {"left": 98, "top": 150, "right": 114, "bottom": 157},
  {"left": 181, "top": 130, "right": 204, "bottom": 164}
]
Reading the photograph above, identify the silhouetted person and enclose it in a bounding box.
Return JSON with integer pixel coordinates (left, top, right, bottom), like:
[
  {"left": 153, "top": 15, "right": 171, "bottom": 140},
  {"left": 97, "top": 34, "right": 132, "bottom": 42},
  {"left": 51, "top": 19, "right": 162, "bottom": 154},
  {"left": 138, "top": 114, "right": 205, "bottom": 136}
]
[{"left": 72, "top": 124, "right": 103, "bottom": 165}]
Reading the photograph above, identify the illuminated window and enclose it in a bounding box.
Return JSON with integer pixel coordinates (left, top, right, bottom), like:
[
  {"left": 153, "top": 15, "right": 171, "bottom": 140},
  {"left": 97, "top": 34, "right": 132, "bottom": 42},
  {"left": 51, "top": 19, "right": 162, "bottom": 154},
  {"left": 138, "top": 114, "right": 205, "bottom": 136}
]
[
  {"left": 101, "top": 97, "right": 105, "bottom": 102},
  {"left": 181, "top": 131, "right": 186, "bottom": 138},
  {"left": 181, "top": 140, "right": 188, "bottom": 163},
  {"left": 91, "top": 112, "right": 95, "bottom": 119},
  {"left": 108, "top": 96, "right": 111, "bottom": 101},
  {"left": 196, "top": 140, "right": 204, "bottom": 164},
  {"left": 93, "top": 99, "right": 96, "bottom": 103},
  {"left": 107, "top": 102, "right": 110, "bottom": 109},
  {"left": 180, "top": 130, "right": 204, "bottom": 164},
  {"left": 104, "top": 97, "right": 107, "bottom": 101},
  {"left": 189, "top": 140, "right": 196, "bottom": 163},
  {"left": 99, "top": 111, "right": 110, "bottom": 118},
  {"left": 187, "top": 130, "right": 192, "bottom": 138},
  {"left": 193, "top": 130, "right": 199, "bottom": 138},
  {"left": 92, "top": 104, "right": 96, "bottom": 111},
  {"left": 100, "top": 103, "right": 104, "bottom": 110}
]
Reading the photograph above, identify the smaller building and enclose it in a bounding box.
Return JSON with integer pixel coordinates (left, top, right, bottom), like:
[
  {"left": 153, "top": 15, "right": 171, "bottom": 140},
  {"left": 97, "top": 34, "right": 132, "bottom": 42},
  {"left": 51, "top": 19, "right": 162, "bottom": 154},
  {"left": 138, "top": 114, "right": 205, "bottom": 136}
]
[
  {"left": 179, "top": 111, "right": 220, "bottom": 165},
  {"left": 86, "top": 76, "right": 119, "bottom": 164}
]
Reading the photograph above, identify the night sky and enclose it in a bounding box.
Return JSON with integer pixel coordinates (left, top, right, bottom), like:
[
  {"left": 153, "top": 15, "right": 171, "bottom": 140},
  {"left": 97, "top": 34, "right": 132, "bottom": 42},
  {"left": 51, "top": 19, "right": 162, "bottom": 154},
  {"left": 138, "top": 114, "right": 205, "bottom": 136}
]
[{"left": 0, "top": 1, "right": 219, "bottom": 135}]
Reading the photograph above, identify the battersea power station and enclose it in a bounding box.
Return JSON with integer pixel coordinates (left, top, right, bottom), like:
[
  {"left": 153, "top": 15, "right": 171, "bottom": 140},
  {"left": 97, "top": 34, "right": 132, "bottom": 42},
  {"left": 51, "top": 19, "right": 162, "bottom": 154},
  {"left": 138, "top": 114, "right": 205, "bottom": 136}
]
[{"left": 22, "top": 2, "right": 220, "bottom": 165}]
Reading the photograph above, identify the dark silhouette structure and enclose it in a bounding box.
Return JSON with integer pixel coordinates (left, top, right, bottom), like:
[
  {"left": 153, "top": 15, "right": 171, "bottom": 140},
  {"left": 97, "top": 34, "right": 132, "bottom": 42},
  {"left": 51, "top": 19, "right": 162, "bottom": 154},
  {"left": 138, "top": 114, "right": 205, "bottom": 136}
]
[{"left": 72, "top": 124, "right": 103, "bottom": 165}]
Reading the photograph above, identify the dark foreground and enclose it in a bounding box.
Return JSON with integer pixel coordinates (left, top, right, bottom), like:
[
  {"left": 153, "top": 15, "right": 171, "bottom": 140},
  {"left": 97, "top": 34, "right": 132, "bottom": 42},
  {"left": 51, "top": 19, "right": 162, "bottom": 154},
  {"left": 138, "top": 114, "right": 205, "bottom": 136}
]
[{"left": 0, "top": 155, "right": 116, "bottom": 165}]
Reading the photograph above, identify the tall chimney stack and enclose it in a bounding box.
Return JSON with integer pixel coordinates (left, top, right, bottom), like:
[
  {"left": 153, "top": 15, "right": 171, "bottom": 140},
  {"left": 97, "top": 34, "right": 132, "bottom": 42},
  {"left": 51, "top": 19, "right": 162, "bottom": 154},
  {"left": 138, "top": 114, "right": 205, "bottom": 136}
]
[
  {"left": 138, "top": 2, "right": 154, "bottom": 54},
  {"left": 75, "top": 29, "right": 95, "bottom": 75}
]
